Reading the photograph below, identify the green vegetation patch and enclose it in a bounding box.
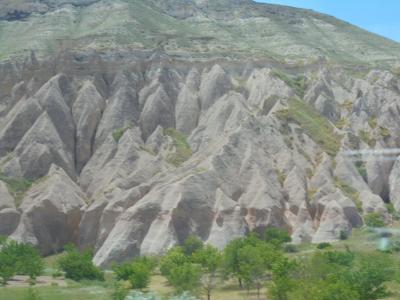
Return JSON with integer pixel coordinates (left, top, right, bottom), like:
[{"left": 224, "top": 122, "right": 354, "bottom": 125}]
[
  {"left": 271, "top": 70, "right": 307, "bottom": 98},
  {"left": 364, "top": 212, "right": 385, "bottom": 228},
  {"left": 340, "top": 100, "right": 354, "bottom": 112},
  {"left": 379, "top": 126, "right": 391, "bottom": 139},
  {"left": 0, "top": 173, "right": 33, "bottom": 207},
  {"left": 276, "top": 98, "right": 341, "bottom": 156},
  {"left": 334, "top": 177, "right": 362, "bottom": 213},
  {"left": 112, "top": 128, "right": 127, "bottom": 143},
  {"left": 368, "top": 117, "right": 377, "bottom": 129},
  {"left": 335, "top": 117, "right": 347, "bottom": 129},
  {"left": 355, "top": 160, "right": 367, "bottom": 180},
  {"left": 358, "top": 130, "right": 376, "bottom": 147},
  {"left": 164, "top": 128, "right": 193, "bottom": 167},
  {"left": 275, "top": 169, "right": 286, "bottom": 187}
]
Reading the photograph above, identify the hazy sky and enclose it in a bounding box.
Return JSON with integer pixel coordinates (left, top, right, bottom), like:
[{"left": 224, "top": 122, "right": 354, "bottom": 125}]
[{"left": 255, "top": 0, "right": 400, "bottom": 42}]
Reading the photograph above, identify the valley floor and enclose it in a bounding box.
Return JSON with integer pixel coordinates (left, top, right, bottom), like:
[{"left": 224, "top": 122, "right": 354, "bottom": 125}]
[{"left": 2, "top": 227, "right": 400, "bottom": 300}]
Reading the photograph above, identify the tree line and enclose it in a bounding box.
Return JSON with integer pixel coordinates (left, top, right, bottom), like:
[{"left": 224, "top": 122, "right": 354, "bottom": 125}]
[{"left": 0, "top": 229, "right": 399, "bottom": 300}]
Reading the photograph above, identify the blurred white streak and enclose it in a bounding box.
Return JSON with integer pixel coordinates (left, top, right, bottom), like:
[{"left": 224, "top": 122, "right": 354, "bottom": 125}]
[{"left": 341, "top": 148, "right": 400, "bottom": 161}]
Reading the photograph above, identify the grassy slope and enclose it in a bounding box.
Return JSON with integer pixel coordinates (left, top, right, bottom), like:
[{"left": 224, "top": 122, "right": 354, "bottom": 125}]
[{"left": 276, "top": 98, "right": 341, "bottom": 156}]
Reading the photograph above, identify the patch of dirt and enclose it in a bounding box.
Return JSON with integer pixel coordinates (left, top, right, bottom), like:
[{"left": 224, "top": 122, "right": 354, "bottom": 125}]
[{"left": 5, "top": 276, "right": 67, "bottom": 288}]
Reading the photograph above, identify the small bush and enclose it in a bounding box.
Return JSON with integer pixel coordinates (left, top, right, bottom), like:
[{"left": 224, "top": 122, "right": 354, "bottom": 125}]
[
  {"left": 317, "top": 243, "right": 332, "bottom": 250},
  {"left": 112, "top": 128, "right": 127, "bottom": 143},
  {"left": 129, "top": 263, "right": 151, "bottom": 290},
  {"left": 52, "top": 270, "right": 63, "bottom": 278},
  {"left": 385, "top": 203, "right": 396, "bottom": 214},
  {"left": 0, "top": 173, "right": 33, "bottom": 207},
  {"left": 391, "top": 240, "right": 400, "bottom": 252},
  {"left": 340, "top": 230, "right": 349, "bottom": 240},
  {"left": 264, "top": 228, "right": 291, "bottom": 248},
  {"left": 284, "top": 244, "right": 298, "bottom": 253},
  {"left": 112, "top": 281, "right": 129, "bottom": 300},
  {"left": 364, "top": 213, "right": 385, "bottom": 228},
  {"left": 57, "top": 245, "right": 104, "bottom": 281}
]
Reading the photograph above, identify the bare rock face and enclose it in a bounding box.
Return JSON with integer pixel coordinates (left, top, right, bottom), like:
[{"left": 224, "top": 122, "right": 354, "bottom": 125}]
[
  {"left": 0, "top": 182, "right": 20, "bottom": 235},
  {"left": 10, "top": 165, "right": 86, "bottom": 255},
  {"left": 199, "top": 65, "right": 232, "bottom": 111},
  {"left": 140, "top": 86, "right": 175, "bottom": 139},
  {"left": 73, "top": 81, "right": 105, "bottom": 172},
  {"left": 0, "top": 50, "right": 399, "bottom": 266},
  {"left": 3, "top": 112, "right": 75, "bottom": 179}
]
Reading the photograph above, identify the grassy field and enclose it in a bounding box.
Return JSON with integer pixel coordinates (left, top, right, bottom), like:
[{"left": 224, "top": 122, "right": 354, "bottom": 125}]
[{"left": 2, "top": 227, "right": 400, "bottom": 300}]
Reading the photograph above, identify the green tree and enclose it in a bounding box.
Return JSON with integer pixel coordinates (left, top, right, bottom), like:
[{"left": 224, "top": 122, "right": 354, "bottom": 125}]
[
  {"left": 192, "top": 245, "right": 222, "bottom": 300},
  {"left": 168, "top": 262, "right": 201, "bottom": 294},
  {"left": 114, "top": 256, "right": 158, "bottom": 281},
  {"left": 160, "top": 247, "right": 187, "bottom": 278},
  {"left": 237, "top": 243, "right": 277, "bottom": 298},
  {"left": 129, "top": 261, "right": 151, "bottom": 290},
  {"left": 292, "top": 280, "right": 359, "bottom": 300},
  {"left": 15, "top": 243, "right": 44, "bottom": 284},
  {"left": 264, "top": 228, "right": 291, "bottom": 249},
  {"left": 0, "top": 240, "right": 44, "bottom": 285},
  {"left": 268, "top": 257, "right": 297, "bottom": 300},
  {"left": 223, "top": 238, "right": 246, "bottom": 288},
  {"left": 182, "top": 235, "right": 204, "bottom": 256},
  {"left": 344, "top": 253, "right": 394, "bottom": 300},
  {"left": 0, "top": 248, "right": 15, "bottom": 285},
  {"left": 57, "top": 245, "right": 104, "bottom": 281}
]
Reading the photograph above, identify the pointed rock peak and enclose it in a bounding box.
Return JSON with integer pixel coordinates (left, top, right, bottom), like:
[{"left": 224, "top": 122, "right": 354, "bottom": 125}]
[
  {"left": 0, "top": 181, "right": 15, "bottom": 210},
  {"left": 47, "top": 164, "right": 68, "bottom": 178},
  {"left": 185, "top": 67, "right": 201, "bottom": 90},
  {"left": 34, "top": 73, "right": 71, "bottom": 102}
]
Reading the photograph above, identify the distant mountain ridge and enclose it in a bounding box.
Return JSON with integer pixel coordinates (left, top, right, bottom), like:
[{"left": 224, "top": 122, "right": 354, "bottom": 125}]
[{"left": 0, "top": 0, "right": 399, "bottom": 66}]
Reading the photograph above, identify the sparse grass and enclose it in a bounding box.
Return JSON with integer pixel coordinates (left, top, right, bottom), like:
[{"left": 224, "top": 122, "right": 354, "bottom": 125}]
[
  {"left": 355, "top": 160, "right": 367, "bottom": 180},
  {"left": 368, "top": 117, "right": 377, "bottom": 129},
  {"left": 0, "top": 283, "right": 112, "bottom": 300},
  {"left": 307, "top": 188, "right": 318, "bottom": 201},
  {"left": 334, "top": 177, "right": 363, "bottom": 213},
  {"left": 164, "top": 128, "right": 193, "bottom": 167},
  {"left": 340, "top": 100, "right": 354, "bottom": 112},
  {"left": 358, "top": 129, "right": 376, "bottom": 147},
  {"left": 275, "top": 169, "right": 286, "bottom": 187},
  {"left": 335, "top": 117, "right": 347, "bottom": 129},
  {"left": 276, "top": 98, "right": 341, "bottom": 156},
  {"left": 271, "top": 70, "right": 307, "bottom": 98},
  {"left": 0, "top": 173, "right": 33, "bottom": 207},
  {"left": 112, "top": 128, "right": 127, "bottom": 143},
  {"left": 379, "top": 126, "right": 391, "bottom": 139}
]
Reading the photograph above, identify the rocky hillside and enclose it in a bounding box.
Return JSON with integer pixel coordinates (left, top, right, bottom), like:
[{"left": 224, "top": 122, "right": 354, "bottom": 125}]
[{"left": 0, "top": 0, "right": 400, "bottom": 267}]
